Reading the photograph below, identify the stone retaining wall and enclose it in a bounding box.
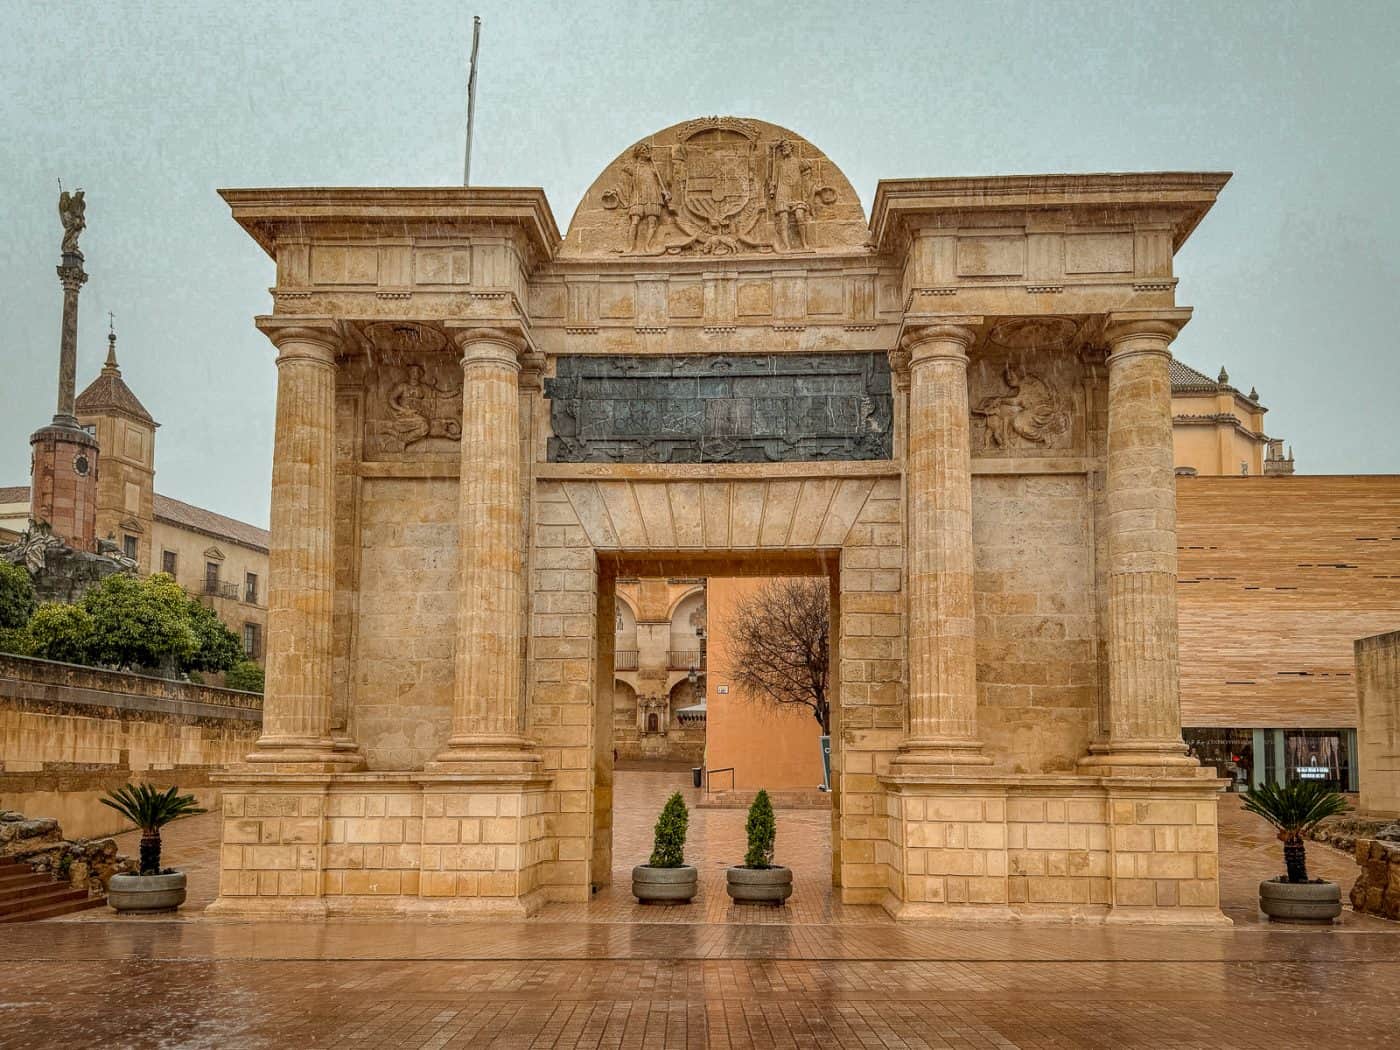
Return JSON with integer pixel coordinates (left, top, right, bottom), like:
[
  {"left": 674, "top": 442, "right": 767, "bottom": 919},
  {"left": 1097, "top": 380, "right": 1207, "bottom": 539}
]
[{"left": 0, "top": 654, "right": 262, "bottom": 837}]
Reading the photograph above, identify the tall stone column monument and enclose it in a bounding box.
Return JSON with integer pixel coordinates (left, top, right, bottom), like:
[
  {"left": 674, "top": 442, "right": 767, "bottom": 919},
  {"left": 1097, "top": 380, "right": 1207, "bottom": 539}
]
[{"left": 28, "top": 189, "right": 100, "bottom": 549}]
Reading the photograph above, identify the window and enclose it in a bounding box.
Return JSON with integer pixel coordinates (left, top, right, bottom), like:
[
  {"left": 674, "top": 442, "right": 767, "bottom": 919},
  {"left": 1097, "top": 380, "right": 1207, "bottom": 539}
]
[
  {"left": 161, "top": 550, "right": 177, "bottom": 576},
  {"left": 205, "top": 561, "right": 220, "bottom": 587},
  {"left": 244, "top": 572, "right": 259, "bottom": 604},
  {"left": 122, "top": 534, "right": 138, "bottom": 561},
  {"left": 242, "top": 623, "right": 261, "bottom": 660}
]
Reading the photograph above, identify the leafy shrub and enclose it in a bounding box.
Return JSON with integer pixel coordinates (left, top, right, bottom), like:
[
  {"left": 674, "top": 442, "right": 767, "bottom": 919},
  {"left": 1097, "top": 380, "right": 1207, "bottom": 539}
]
[
  {"left": 743, "top": 789, "right": 777, "bottom": 868},
  {"left": 26, "top": 602, "right": 95, "bottom": 664},
  {"left": 648, "top": 791, "right": 689, "bottom": 868},
  {"left": 224, "top": 660, "right": 265, "bottom": 694},
  {"left": 0, "top": 562, "right": 36, "bottom": 630},
  {"left": 0, "top": 625, "right": 34, "bottom": 657}
]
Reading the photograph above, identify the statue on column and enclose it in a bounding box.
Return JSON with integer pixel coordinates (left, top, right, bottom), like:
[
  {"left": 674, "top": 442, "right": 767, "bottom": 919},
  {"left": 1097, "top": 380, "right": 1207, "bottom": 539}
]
[{"left": 59, "top": 189, "right": 86, "bottom": 255}]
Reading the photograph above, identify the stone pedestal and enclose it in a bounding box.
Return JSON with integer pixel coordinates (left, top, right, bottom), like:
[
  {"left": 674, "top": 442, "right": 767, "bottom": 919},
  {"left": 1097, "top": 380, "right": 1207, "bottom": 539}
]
[
  {"left": 207, "top": 773, "right": 550, "bottom": 919},
  {"left": 881, "top": 773, "right": 1229, "bottom": 924}
]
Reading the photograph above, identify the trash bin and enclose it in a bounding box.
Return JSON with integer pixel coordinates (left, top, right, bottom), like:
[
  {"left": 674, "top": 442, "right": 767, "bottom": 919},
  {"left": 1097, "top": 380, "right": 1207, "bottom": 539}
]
[{"left": 692, "top": 767, "right": 703, "bottom": 788}]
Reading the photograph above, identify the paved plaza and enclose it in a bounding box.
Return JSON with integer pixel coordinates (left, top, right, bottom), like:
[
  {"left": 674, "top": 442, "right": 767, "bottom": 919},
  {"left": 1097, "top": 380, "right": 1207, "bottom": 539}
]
[{"left": 1, "top": 770, "right": 1397, "bottom": 1048}]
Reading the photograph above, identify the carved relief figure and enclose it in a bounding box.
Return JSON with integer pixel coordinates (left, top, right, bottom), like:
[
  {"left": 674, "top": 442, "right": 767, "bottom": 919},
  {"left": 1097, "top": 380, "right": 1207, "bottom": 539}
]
[
  {"left": 621, "top": 144, "right": 672, "bottom": 253},
  {"left": 972, "top": 365, "right": 1070, "bottom": 448},
  {"left": 383, "top": 364, "right": 462, "bottom": 450},
  {"left": 767, "top": 139, "right": 811, "bottom": 251},
  {"left": 58, "top": 189, "right": 86, "bottom": 254}
]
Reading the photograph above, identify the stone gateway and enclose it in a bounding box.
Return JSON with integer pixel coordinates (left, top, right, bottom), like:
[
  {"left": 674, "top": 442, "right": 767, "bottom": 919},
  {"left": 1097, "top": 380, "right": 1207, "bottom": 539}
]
[{"left": 209, "top": 117, "right": 1232, "bottom": 923}]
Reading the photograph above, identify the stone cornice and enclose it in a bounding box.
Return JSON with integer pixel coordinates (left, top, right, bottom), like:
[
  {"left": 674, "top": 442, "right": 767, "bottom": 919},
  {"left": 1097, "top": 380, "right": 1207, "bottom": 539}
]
[
  {"left": 220, "top": 187, "right": 561, "bottom": 261},
  {"left": 869, "top": 172, "right": 1232, "bottom": 254}
]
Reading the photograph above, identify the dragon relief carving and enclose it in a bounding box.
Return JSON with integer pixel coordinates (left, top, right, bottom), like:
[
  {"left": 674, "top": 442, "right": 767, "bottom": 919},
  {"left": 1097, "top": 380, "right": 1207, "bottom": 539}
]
[
  {"left": 971, "top": 364, "right": 1071, "bottom": 450},
  {"left": 599, "top": 119, "right": 838, "bottom": 257}
]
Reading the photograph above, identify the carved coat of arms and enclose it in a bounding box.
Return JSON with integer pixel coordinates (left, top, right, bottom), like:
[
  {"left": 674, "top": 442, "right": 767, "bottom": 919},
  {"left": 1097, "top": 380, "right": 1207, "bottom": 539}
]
[{"left": 601, "top": 118, "right": 834, "bottom": 256}]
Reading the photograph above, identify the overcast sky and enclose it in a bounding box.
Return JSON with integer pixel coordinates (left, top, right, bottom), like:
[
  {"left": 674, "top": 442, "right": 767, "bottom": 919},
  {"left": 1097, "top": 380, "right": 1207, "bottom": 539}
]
[{"left": 2, "top": 1, "right": 1397, "bottom": 527}]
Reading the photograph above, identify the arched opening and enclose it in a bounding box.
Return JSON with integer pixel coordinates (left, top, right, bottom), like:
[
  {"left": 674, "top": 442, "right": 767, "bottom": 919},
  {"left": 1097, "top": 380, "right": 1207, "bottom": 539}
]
[{"left": 614, "top": 596, "right": 638, "bottom": 670}]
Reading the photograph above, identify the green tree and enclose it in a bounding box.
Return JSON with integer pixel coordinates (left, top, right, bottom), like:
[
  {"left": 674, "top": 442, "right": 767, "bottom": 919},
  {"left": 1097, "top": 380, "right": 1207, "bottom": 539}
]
[
  {"left": 743, "top": 789, "right": 777, "bottom": 869},
  {"left": 224, "top": 659, "right": 265, "bottom": 693},
  {"left": 25, "top": 602, "right": 95, "bottom": 664},
  {"left": 81, "top": 573, "right": 197, "bottom": 672},
  {"left": 0, "top": 625, "right": 34, "bottom": 657},
  {"left": 648, "top": 792, "right": 689, "bottom": 868},
  {"left": 0, "top": 562, "right": 37, "bottom": 630},
  {"left": 182, "top": 594, "right": 244, "bottom": 673}
]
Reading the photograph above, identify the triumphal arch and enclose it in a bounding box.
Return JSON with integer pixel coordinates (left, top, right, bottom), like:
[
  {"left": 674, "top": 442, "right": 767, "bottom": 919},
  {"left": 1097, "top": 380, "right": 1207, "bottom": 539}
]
[{"left": 210, "top": 117, "right": 1232, "bottom": 923}]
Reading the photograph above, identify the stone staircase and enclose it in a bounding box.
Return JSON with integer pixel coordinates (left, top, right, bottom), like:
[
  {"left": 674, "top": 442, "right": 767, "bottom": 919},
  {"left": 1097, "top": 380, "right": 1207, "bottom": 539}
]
[{"left": 0, "top": 855, "right": 105, "bottom": 922}]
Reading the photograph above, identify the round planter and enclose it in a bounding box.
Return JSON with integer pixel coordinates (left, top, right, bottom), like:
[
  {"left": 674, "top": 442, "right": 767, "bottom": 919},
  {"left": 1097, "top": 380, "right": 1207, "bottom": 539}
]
[
  {"left": 108, "top": 871, "right": 187, "bottom": 913},
  {"left": 632, "top": 864, "right": 698, "bottom": 904},
  {"left": 725, "top": 865, "right": 792, "bottom": 905},
  {"left": 1258, "top": 878, "right": 1342, "bottom": 924}
]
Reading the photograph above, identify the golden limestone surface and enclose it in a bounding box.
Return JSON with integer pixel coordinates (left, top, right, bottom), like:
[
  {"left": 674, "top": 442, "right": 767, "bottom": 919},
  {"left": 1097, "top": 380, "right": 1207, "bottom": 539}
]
[{"left": 209, "top": 116, "right": 1232, "bottom": 923}]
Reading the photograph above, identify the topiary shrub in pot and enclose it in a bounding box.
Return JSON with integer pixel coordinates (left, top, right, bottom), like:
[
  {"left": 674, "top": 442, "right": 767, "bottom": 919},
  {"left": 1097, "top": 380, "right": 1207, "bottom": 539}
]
[
  {"left": 632, "top": 791, "right": 697, "bottom": 903},
  {"left": 101, "top": 783, "right": 205, "bottom": 914},
  {"left": 1243, "top": 780, "right": 1348, "bottom": 924},
  {"left": 726, "top": 789, "right": 792, "bottom": 905}
]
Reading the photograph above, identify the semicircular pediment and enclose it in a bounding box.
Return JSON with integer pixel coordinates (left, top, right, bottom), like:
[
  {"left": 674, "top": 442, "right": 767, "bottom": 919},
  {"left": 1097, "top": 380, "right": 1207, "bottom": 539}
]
[{"left": 561, "top": 116, "right": 869, "bottom": 260}]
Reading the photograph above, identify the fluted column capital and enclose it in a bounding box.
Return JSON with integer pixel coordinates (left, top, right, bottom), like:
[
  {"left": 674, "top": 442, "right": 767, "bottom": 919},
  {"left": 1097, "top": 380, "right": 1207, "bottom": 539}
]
[
  {"left": 1103, "top": 308, "right": 1192, "bottom": 361},
  {"left": 255, "top": 317, "right": 341, "bottom": 366},
  {"left": 900, "top": 316, "right": 982, "bottom": 363},
  {"left": 445, "top": 324, "right": 528, "bottom": 370}
]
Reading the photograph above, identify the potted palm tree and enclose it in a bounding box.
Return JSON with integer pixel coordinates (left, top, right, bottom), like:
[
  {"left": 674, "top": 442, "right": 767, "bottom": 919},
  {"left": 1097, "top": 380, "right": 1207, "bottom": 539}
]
[
  {"left": 632, "top": 791, "right": 697, "bottom": 903},
  {"left": 101, "top": 783, "right": 205, "bottom": 913},
  {"left": 1242, "top": 780, "right": 1348, "bottom": 923},
  {"left": 726, "top": 789, "right": 792, "bottom": 905}
]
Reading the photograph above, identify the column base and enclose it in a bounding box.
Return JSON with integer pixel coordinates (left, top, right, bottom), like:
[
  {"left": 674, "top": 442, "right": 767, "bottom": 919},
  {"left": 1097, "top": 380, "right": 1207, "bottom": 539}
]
[
  {"left": 1078, "top": 739, "right": 1205, "bottom": 778},
  {"left": 245, "top": 736, "right": 366, "bottom": 774},
  {"left": 425, "top": 734, "right": 544, "bottom": 776},
  {"left": 892, "top": 737, "right": 994, "bottom": 775}
]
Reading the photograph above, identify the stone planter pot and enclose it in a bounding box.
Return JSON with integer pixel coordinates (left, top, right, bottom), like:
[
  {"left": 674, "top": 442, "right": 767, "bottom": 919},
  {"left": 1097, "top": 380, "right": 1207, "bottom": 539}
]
[
  {"left": 632, "top": 864, "right": 698, "bottom": 904},
  {"left": 725, "top": 865, "right": 792, "bottom": 905},
  {"left": 108, "top": 871, "right": 187, "bottom": 913},
  {"left": 1258, "top": 878, "right": 1342, "bottom": 924}
]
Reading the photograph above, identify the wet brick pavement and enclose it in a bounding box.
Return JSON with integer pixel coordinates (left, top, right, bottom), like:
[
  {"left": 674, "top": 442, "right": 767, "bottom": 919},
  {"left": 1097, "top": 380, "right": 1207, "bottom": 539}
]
[{"left": 1, "top": 770, "right": 1396, "bottom": 1048}]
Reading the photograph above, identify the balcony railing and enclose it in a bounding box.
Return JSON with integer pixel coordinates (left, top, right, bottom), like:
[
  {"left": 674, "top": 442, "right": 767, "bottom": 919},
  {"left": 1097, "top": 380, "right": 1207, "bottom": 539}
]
[
  {"left": 668, "top": 650, "right": 702, "bottom": 670},
  {"left": 614, "top": 650, "right": 639, "bottom": 671},
  {"left": 203, "top": 579, "right": 240, "bottom": 600}
]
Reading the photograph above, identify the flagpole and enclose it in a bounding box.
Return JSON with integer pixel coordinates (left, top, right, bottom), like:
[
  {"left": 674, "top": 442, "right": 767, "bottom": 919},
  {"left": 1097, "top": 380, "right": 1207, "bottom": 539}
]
[{"left": 463, "top": 15, "right": 481, "bottom": 186}]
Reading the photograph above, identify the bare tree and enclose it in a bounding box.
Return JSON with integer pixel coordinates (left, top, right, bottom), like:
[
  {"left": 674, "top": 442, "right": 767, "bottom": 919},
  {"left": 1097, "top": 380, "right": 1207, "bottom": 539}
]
[{"left": 725, "top": 578, "right": 830, "bottom": 733}]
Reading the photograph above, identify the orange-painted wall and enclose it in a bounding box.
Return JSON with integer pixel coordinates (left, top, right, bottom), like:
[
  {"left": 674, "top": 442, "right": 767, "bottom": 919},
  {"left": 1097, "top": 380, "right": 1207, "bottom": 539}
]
[{"left": 705, "top": 577, "right": 826, "bottom": 791}]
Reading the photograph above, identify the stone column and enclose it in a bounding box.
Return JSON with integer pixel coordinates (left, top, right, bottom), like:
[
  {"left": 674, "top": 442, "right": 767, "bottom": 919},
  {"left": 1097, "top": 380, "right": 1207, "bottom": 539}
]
[
  {"left": 430, "top": 326, "right": 541, "bottom": 773},
  {"left": 53, "top": 253, "right": 87, "bottom": 427},
  {"left": 1084, "top": 308, "right": 1196, "bottom": 771},
  {"left": 248, "top": 319, "right": 362, "bottom": 771},
  {"left": 895, "top": 319, "right": 990, "bottom": 770}
]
